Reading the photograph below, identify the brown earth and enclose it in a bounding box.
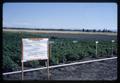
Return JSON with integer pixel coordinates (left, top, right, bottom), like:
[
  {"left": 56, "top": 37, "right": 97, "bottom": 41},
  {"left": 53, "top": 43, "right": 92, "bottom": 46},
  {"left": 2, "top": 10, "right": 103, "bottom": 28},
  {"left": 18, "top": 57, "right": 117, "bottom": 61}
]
[{"left": 3, "top": 58, "right": 117, "bottom": 80}]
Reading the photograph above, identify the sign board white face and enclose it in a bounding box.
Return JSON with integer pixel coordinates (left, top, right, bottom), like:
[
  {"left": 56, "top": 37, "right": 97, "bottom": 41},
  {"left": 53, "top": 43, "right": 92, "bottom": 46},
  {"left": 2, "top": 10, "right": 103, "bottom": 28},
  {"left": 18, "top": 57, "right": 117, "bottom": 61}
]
[
  {"left": 112, "top": 40, "right": 115, "bottom": 42},
  {"left": 22, "top": 38, "right": 49, "bottom": 62},
  {"left": 96, "top": 41, "right": 99, "bottom": 43}
]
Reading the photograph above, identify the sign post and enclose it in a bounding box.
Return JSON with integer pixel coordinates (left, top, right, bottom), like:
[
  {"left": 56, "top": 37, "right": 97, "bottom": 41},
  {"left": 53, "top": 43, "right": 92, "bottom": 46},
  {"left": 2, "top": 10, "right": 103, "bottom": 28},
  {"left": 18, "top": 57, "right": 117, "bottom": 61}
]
[
  {"left": 21, "top": 38, "right": 49, "bottom": 80},
  {"left": 47, "top": 41, "right": 50, "bottom": 80},
  {"left": 111, "top": 40, "right": 115, "bottom": 56},
  {"left": 47, "top": 40, "right": 54, "bottom": 79},
  {"left": 21, "top": 37, "right": 24, "bottom": 80},
  {"left": 22, "top": 61, "right": 24, "bottom": 80},
  {"left": 96, "top": 41, "right": 99, "bottom": 56},
  {"left": 47, "top": 59, "right": 49, "bottom": 80}
]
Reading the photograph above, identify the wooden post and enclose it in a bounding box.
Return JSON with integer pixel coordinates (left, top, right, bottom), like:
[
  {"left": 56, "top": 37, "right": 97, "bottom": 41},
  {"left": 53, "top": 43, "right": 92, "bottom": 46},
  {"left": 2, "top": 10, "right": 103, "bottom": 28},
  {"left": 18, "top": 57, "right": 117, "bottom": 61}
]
[
  {"left": 111, "top": 44, "right": 113, "bottom": 56},
  {"left": 21, "top": 34, "right": 24, "bottom": 80},
  {"left": 96, "top": 43, "right": 97, "bottom": 56},
  {"left": 96, "top": 41, "right": 98, "bottom": 56},
  {"left": 21, "top": 32, "right": 24, "bottom": 80},
  {"left": 111, "top": 40, "right": 115, "bottom": 56},
  {"left": 22, "top": 61, "right": 24, "bottom": 80},
  {"left": 47, "top": 41, "right": 50, "bottom": 80},
  {"left": 49, "top": 43, "right": 51, "bottom": 60},
  {"left": 47, "top": 59, "right": 49, "bottom": 80}
]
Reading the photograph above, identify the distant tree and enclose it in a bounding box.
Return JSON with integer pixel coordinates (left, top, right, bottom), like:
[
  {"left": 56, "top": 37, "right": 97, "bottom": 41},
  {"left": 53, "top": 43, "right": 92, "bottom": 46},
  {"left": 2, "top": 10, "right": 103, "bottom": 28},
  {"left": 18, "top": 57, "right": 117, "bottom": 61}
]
[
  {"left": 107, "top": 29, "right": 112, "bottom": 32},
  {"left": 102, "top": 29, "right": 106, "bottom": 32},
  {"left": 93, "top": 29, "right": 96, "bottom": 32},
  {"left": 86, "top": 29, "right": 88, "bottom": 32},
  {"left": 89, "top": 29, "right": 92, "bottom": 32},
  {"left": 109, "top": 30, "right": 112, "bottom": 32},
  {"left": 86, "top": 29, "right": 90, "bottom": 32},
  {"left": 82, "top": 28, "right": 85, "bottom": 32},
  {"left": 97, "top": 29, "right": 101, "bottom": 32}
]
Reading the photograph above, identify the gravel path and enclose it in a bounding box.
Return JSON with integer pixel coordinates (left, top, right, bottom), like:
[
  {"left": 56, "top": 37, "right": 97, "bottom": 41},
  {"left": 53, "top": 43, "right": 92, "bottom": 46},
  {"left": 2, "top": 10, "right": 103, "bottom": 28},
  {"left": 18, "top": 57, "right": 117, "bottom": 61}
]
[{"left": 3, "top": 59, "right": 117, "bottom": 80}]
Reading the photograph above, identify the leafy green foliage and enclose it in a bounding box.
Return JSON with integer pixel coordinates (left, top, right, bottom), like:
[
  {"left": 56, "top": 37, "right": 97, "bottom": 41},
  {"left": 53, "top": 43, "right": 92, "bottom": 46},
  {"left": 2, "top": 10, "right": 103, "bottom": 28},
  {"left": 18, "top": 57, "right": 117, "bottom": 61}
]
[{"left": 3, "top": 32, "right": 117, "bottom": 72}]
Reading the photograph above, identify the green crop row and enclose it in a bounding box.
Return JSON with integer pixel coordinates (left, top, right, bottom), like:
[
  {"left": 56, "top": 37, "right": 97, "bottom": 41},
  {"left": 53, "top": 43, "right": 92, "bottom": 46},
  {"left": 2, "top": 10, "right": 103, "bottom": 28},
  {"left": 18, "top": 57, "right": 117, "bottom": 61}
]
[{"left": 3, "top": 32, "right": 117, "bottom": 72}]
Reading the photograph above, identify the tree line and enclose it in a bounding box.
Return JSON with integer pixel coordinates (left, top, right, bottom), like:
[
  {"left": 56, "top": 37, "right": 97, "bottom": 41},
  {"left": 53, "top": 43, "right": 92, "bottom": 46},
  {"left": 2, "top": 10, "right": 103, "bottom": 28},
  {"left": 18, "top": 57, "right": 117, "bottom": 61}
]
[{"left": 3, "top": 27, "right": 116, "bottom": 33}]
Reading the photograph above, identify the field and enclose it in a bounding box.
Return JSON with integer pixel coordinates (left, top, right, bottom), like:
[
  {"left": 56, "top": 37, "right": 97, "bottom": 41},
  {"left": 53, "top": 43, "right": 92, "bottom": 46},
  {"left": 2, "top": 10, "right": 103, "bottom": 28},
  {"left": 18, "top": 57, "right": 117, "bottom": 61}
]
[
  {"left": 3, "top": 59, "right": 117, "bottom": 80},
  {"left": 3, "top": 30, "right": 117, "bottom": 73}
]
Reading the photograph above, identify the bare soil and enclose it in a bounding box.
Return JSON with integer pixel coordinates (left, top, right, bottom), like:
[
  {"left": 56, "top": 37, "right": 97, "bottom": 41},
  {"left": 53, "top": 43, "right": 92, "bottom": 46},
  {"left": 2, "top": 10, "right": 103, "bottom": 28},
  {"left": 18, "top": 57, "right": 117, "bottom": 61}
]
[{"left": 3, "top": 58, "right": 117, "bottom": 80}]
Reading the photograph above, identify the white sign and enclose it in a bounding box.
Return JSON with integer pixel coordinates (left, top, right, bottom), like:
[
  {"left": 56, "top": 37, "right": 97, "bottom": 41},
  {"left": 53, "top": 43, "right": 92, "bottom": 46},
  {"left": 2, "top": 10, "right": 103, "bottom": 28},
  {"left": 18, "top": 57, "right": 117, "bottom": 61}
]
[
  {"left": 96, "top": 41, "right": 99, "bottom": 43},
  {"left": 22, "top": 38, "right": 49, "bottom": 62}
]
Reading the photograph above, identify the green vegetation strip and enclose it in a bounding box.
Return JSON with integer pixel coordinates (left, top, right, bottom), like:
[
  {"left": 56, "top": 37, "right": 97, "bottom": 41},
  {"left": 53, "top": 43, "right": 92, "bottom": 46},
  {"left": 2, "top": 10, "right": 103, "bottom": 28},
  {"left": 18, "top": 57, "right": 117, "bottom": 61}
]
[{"left": 3, "top": 31, "right": 117, "bottom": 72}]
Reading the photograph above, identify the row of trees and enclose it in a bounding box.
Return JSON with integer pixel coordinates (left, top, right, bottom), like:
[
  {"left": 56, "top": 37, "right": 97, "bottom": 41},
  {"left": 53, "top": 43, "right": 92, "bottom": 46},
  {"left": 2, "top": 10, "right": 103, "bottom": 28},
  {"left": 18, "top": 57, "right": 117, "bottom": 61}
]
[
  {"left": 3, "top": 27, "right": 116, "bottom": 32},
  {"left": 80, "top": 28, "right": 114, "bottom": 32}
]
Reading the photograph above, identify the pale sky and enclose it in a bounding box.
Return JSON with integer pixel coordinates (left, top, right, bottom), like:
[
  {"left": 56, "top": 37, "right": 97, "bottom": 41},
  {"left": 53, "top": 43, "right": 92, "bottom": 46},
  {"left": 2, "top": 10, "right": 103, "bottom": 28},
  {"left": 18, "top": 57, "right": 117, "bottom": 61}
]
[{"left": 3, "top": 3, "right": 117, "bottom": 31}]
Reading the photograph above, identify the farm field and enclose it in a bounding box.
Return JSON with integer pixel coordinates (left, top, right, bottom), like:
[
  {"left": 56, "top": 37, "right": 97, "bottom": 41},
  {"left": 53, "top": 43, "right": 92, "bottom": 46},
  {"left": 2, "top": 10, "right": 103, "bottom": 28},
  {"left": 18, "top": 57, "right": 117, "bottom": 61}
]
[
  {"left": 3, "top": 2, "right": 117, "bottom": 80},
  {"left": 3, "top": 59, "right": 117, "bottom": 80},
  {"left": 3, "top": 28, "right": 117, "bottom": 36},
  {"left": 3, "top": 30, "right": 117, "bottom": 73}
]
